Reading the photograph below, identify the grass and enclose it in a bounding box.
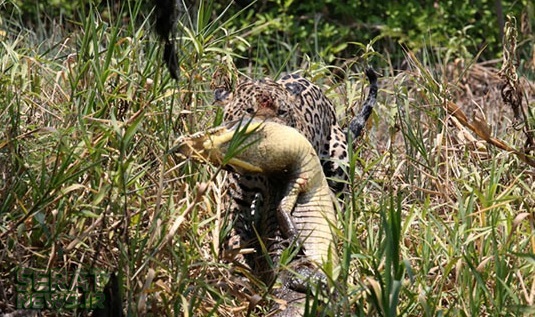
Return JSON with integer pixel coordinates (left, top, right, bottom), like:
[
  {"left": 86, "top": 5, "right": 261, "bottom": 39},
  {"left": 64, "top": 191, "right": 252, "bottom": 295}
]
[{"left": 1, "top": 1, "right": 534, "bottom": 316}]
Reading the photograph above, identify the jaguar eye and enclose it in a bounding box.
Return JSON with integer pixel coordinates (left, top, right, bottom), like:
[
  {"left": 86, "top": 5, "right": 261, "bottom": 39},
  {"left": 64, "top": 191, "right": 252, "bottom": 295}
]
[
  {"left": 246, "top": 108, "right": 255, "bottom": 114},
  {"left": 277, "top": 109, "right": 287, "bottom": 116}
]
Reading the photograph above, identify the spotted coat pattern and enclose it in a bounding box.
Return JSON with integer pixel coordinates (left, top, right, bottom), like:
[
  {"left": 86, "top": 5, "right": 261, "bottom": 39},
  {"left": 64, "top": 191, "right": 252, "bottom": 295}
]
[
  {"left": 217, "top": 74, "right": 349, "bottom": 191},
  {"left": 214, "top": 74, "right": 351, "bottom": 273}
]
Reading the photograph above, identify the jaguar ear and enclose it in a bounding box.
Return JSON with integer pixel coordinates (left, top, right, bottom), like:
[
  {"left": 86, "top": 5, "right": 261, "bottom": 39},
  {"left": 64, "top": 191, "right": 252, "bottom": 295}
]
[
  {"left": 214, "top": 88, "right": 232, "bottom": 106},
  {"left": 211, "top": 66, "right": 236, "bottom": 106}
]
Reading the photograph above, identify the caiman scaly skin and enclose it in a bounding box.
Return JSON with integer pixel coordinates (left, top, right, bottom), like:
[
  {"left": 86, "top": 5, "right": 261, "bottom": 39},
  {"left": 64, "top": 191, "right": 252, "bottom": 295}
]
[{"left": 171, "top": 119, "right": 339, "bottom": 314}]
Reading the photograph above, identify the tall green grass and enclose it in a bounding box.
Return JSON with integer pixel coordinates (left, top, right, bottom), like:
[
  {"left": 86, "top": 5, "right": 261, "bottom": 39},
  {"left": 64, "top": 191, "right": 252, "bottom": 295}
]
[{"left": 1, "top": 1, "right": 534, "bottom": 316}]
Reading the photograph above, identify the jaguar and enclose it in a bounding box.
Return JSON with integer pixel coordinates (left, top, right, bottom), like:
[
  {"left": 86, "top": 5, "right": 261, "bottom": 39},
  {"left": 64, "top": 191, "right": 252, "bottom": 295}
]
[{"left": 213, "top": 69, "right": 378, "bottom": 281}]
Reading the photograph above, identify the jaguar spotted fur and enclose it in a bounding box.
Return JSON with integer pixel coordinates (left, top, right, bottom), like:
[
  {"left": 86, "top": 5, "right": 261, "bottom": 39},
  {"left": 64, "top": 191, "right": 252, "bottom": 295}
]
[{"left": 214, "top": 69, "right": 378, "bottom": 307}]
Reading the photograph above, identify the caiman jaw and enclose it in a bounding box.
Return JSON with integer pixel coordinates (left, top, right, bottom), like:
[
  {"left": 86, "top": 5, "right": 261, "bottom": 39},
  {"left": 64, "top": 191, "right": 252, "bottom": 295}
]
[{"left": 170, "top": 121, "right": 265, "bottom": 173}]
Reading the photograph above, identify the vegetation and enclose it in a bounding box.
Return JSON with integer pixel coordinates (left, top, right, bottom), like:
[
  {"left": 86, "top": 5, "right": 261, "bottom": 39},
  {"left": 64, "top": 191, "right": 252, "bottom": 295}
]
[{"left": 0, "top": 0, "right": 534, "bottom": 316}]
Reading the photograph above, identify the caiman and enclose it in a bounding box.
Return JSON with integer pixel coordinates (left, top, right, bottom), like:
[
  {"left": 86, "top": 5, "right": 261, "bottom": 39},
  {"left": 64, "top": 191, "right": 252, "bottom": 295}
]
[{"left": 171, "top": 119, "right": 339, "bottom": 315}]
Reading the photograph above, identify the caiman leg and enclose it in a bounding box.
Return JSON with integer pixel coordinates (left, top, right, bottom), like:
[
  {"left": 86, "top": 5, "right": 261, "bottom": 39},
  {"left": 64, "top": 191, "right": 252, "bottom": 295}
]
[{"left": 276, "top": 175, "right": 308, "bottom": 252}]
